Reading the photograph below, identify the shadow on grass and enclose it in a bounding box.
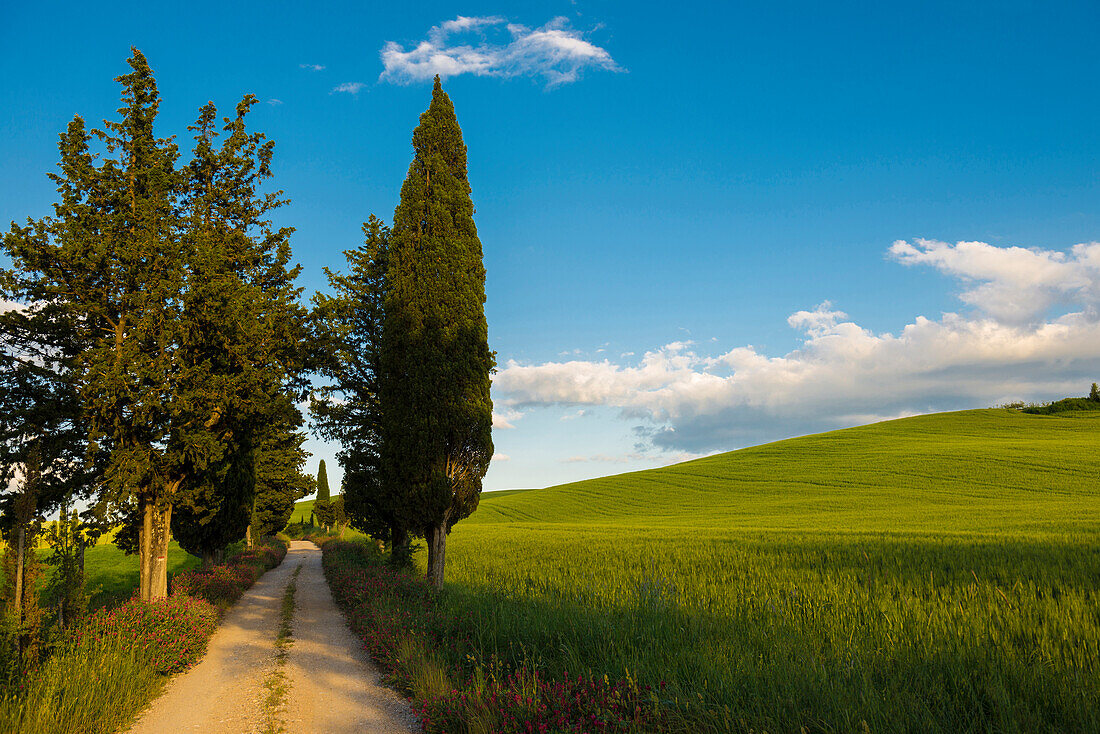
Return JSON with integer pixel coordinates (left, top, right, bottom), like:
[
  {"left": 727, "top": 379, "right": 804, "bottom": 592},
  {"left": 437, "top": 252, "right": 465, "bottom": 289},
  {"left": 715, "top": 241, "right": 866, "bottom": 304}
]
[{"left": 403, "top": 533, "right": 1100, "bottom": 733}]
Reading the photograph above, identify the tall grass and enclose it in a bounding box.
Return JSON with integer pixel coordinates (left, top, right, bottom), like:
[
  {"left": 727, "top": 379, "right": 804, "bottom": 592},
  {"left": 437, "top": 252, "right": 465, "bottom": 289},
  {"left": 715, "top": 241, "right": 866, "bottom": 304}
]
[
  {"left": 0, "top": 595, "right": 219, "bottom": 734},
  {"left": 0, "top": 633, "right": 164, "bottom": 734},
  {"left": 418, "top": 409, "right": 1100, "bottom": 731}
]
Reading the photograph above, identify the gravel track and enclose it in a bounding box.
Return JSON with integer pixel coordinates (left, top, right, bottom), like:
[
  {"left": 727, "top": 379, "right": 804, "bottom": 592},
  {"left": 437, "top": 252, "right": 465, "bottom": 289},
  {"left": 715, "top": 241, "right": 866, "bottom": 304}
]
[{"left": 124, "top": 540, "right": 416, "bottom": 734}]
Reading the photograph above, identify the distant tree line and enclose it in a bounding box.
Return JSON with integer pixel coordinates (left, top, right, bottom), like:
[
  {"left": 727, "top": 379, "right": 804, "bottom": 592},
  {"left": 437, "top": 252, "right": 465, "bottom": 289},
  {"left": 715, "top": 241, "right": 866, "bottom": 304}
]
[{"left": 1000, "top": 383, "right": 1100, "bottom": 414}]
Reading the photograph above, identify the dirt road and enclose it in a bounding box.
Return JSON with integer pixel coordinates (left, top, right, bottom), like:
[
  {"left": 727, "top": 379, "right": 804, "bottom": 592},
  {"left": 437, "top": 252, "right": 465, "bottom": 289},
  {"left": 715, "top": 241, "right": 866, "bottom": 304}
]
[{"left": 125, "top": 540, "right": 416, "bottom": 734}]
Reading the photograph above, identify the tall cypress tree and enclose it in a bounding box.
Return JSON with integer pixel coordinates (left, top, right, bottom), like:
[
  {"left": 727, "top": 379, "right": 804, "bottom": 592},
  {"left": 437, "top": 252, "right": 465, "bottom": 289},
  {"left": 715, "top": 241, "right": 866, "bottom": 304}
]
[{"left": 380, "top": 76, "right": 494, "bottom": 586}]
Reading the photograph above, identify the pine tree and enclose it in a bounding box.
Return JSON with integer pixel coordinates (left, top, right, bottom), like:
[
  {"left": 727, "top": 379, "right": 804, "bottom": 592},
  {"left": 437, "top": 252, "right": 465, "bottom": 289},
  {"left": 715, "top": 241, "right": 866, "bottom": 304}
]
[
  {"left": 380, "top": 77, "right": 494, "bottom": 586},
  {"left": 250, "top": 400, "right": 311, "bottom": 538},
  {"left": 312, "top": 216, "right": 407, "bottom": 555},
  {"left": 169, "top": 96, "right": 309, "bottom": 564},
  {"left": 1090, "top": 383, "right": 1099, "bottom": 402}
]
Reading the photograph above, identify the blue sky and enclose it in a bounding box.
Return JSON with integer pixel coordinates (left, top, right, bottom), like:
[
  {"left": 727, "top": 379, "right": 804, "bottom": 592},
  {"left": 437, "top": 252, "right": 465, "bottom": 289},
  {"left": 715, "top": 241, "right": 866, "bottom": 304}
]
[{"left": 3, "top": 1, "right": 1100, "bottom": 493}]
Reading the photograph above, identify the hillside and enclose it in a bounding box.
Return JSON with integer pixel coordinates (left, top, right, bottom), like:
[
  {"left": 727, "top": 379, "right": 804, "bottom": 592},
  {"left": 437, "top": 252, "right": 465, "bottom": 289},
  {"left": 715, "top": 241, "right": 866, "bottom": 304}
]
[
  {"left": 300, "top": 408, "right": 1100, "bottom": 730},
  {"left": 470, "top": 408, "right": 1100, "bottom": 535}
]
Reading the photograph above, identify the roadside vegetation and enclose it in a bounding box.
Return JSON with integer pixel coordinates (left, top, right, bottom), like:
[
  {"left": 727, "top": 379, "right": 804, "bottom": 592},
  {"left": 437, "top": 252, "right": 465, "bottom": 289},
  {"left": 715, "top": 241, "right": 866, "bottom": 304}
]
[
  {"left": 0, "top": 538, "right": 286, "bottom": 733},
  {"left": 322, "top": 538, "right": 664, "bottom": 733}
]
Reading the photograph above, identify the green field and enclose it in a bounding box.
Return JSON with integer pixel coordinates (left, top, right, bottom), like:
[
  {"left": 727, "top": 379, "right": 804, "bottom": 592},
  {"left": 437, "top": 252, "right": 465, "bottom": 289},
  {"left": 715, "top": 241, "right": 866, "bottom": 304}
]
[
  {"left": 417, "top": 409, "right": 1100, "bottom": 732},
  {"left": 288, "top": 495, "right": 343, "bottom": 525},
  {"left": 31, "top": 542, "right": 200, "bottom": 610}
]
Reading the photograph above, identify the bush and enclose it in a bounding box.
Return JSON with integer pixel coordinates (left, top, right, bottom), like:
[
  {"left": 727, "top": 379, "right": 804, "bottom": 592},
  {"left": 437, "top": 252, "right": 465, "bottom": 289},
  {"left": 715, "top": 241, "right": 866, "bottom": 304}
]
[
  {"left": 1019, "top": 397, "right": 1100, "bottom": 415},
  {"left": 170, "top": 538, "right": 286, "bottom": 609},
  {"left": 0, "top": 537, "right": 288, "bottom": 733},
  {"left": 74, "top": 594, "right": 219, "bottom": 675}
]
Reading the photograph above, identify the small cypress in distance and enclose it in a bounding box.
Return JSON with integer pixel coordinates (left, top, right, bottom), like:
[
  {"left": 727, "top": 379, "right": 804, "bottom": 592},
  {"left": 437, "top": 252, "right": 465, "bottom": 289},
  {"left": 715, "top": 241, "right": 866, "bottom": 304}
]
[
  {"left": 1090, "top": 382, "right": 1099, "bottom": 402},
  {"left": 316, "top": 459, "right": 330, "bottom": 503},
  {"left": 379, "top": 76, "right": 494, "bottom": 586}
]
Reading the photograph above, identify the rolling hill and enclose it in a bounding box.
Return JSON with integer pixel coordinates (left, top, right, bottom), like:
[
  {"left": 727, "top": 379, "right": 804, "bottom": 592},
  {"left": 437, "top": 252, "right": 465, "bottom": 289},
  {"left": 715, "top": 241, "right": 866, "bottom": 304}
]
[{"left": 470, "top": 408, "right": 1100, "bottom": 534}]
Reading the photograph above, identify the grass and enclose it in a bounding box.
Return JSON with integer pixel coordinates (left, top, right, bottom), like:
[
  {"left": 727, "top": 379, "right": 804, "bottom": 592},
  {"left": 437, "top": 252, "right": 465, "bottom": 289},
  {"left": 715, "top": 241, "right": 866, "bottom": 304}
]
[
  {"left": 366, "top": 408, "right": 1100, "bottom": 732},
  {"left": 26, "top": 540, "right": 201, "bottom": 610},
  {"left": 288, "top": 494, "right": 342, "bottom": 525},
  {"left": 1, "top": 540, "right": 285, "bottom": 734},
  {"left": 81, "top": 542, "right": 201, "bottom": 609}
]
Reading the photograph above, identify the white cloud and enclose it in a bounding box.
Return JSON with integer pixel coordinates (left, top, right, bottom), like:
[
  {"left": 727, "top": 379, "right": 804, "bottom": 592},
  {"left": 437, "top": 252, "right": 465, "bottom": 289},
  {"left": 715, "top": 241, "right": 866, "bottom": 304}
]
[
  {"left": 300, "top": 63, "right": 326, "bottom": 71},
  {"left": 492, "top": 408, "right": 524, "bottom": 429},
  {"left": 889, "top": 239, "right": 1100, "bottom": 324},
  {"left": 492, "top": 453, "right": 511, "bottom": 462},
  {"left": 379, "top": 15, "right": 621, "bottom": 88},
  {"left": 0, "top": 300, "right": 25, "bottom": 314},
  {"left": 494, "top": 239, "right": 1100, "bottom": 452},
  {"left": 786, "top": 301, "right": 847, "bottom": 335},
  {"left": 332, "top": 82, "right": 366, "bottom": 95},
  {"left": 267, "top": 98, "right": 283, "bottom": 106}
]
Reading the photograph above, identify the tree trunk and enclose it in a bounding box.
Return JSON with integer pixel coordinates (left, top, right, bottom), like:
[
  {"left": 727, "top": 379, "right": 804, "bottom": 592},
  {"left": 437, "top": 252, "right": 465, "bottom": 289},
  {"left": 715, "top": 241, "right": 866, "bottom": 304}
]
[
  {"left": 150, "top": 503, "right": 171, "bottom": 599},
  {"left": 245, "top": 524, "right": 253, "bottom": 550},
  {"left": 139, "top": 498, "right": 172, "bottom": 601},
  {"left": 389, "top": 525, "right": 410, "bottom": 568},
  {"left": 201, "top": 549, "right": 215, "bottom": 570},
  {"left": 13, "top": 526, "right": 24, "bottom": 657},
  {"left": 140, "top": 495, "right": 153, "bottom": 600},
  {"left": 426, "top": 522, "right": 447, "bottom": 587}
]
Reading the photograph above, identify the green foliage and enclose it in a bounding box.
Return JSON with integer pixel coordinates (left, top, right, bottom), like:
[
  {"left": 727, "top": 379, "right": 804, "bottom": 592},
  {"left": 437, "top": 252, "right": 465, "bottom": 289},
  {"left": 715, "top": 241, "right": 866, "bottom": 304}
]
[
  {"left": 0, "top": 522, "right": 45, "bottom": 684},
  {"left": 169, "top": 94, "right": 310, "bottom": 563},
  {"left": 1090, "top": 382, "right": 1099, "bottom": 402},
  {"left": 379, "top": 77, "right": 493, "bottom": 582},
  {"left": 435, "top": 409, "right": 1100, "bottom": 731},
  {"left": 311, "top": 216, "right": 395, "bottom": 542},
  {"left": 313, "top": 499, "right": 334, "bottom": 529},
  {"left": 0, "top": 595, "right": 219, "bottom": 733},
  {"left": 332, "top": 495, "right": 346, "bottom": 528},
  {"left": 43, "top": 507, "right": 88, "bottom": 629},
  {"left": 172, "top": 442, "right": 255, "bottom": 564},
  {"left": 315, "top": 459, "right": 330, "bottom": 503},
  {"left": 1018, "top": 397, "right": 1100, "bottom": 415},
  {"left": 171, "top": 539, "right": 286, "bottom": 610},
  {"left": 2, "top": 50, "right": 310, "bottom": 600}
]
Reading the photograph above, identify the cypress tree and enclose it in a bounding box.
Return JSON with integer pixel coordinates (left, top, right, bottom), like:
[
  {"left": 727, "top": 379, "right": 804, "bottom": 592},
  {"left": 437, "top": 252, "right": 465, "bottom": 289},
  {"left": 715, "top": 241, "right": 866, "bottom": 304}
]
[
  {"left": 250, "top": 399, "right": 311, "bottom": 538},
  {"left": 316, "top": 459, "right": 331, "bottom": 502},
  {"left": 170, "top": 96, "right": 309, "bottom": 563},
  {"left": 380, "top": 76, "right": 494, "bottom": 586},
  {"left": 3, "top": 51, "right": 310, "bottom": 600}
]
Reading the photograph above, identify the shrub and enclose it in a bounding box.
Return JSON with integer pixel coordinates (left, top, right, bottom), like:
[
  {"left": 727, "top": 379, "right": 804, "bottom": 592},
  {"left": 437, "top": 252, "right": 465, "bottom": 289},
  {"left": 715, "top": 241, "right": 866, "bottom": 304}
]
[
  {"left": 74, "top": 594, "right": 218, "bottom": 674},
  {"left": 170, "top": 538, "right": 287, "bottom": 609}
]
